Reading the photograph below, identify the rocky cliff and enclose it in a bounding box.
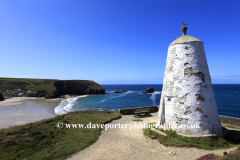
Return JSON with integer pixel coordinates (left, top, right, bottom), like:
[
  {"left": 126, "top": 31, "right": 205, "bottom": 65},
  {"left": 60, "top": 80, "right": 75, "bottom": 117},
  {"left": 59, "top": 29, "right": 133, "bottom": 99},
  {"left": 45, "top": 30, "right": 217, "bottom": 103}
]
[
  {"left": 0, "top": 92, "right": 4, "bottom": 101},
  {"left": 141, "top": 87, "right": 155, "bottom": 94},
  {"left": 32, "top": 80, "right": 105, "bottom": 98},
  {"left": 53, "top": 80, "right": 105, "bottom": 97}
]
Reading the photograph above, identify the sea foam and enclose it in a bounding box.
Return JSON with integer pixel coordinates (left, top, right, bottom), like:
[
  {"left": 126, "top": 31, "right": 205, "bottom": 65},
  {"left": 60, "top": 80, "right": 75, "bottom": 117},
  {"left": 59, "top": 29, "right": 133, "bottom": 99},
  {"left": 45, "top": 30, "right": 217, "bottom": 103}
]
[
  {"left": 149, "top": 92, "right": 161, "bottom": 105},
  {"left": 97, "top": 91, "right": 133, "bottom": 103},
  {"left": 54, "top": 95, "right": 88, "bottom": 115}
]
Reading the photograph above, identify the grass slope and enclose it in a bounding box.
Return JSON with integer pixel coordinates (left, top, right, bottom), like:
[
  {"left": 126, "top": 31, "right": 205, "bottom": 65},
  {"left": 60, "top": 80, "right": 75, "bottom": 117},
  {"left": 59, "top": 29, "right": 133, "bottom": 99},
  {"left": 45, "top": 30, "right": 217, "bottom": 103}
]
[
  {"left": 144, "top": 126, "right": 240, "bottom": 150},
  {"left": 0, "top": 110, "right": 121, "bottom": 160},
  {"left": 30, "top": 80, "right": 57, "bottom": 97},
  {"left": 0, "top": 78, "right": 45, "bottom": 92},
  {"left": 0, "top": 78, "right": 104, "bottom": 97}
]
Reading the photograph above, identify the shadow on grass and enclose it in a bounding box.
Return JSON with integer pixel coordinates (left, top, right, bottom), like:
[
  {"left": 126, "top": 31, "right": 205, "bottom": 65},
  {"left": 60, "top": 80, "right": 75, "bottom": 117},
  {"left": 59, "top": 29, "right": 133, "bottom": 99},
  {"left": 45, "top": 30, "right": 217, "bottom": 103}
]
[{"left": 133, "top": 113, "right": 152, "bottom": 119}]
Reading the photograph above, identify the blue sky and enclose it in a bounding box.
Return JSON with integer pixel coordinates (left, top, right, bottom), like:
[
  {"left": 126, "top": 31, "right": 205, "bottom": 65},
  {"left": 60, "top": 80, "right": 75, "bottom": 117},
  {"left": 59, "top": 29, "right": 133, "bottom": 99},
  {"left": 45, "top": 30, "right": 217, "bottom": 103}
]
[{"left": 0, "top": 0, "right": 240, "bottom": 84}]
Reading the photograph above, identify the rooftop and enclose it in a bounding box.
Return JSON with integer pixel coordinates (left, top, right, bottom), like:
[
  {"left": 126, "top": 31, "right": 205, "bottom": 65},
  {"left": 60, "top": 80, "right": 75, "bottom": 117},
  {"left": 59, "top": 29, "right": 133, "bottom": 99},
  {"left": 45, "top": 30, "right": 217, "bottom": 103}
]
[
  {"left": 169, "top": 22, "right": 202, "bottom": 46},
  {"left": 169, "top": 35, "right": 202, "bottom": 46}
]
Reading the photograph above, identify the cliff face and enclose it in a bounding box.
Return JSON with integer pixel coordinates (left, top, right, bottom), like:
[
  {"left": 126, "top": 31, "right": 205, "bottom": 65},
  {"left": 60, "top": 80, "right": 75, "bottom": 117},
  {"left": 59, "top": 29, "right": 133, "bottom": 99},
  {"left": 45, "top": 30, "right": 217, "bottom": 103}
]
[
  {"left": 0, "top": 92, "right": 4, "bottom": 101},
  {"left": 35, "top": 80, "right": 105, "bottom": 98},
  {"left": 53, "top": 80, "right": 105, "bottom": 97},
  {"left": 34, "top": 80, "right": 105, "bottom": 98}
]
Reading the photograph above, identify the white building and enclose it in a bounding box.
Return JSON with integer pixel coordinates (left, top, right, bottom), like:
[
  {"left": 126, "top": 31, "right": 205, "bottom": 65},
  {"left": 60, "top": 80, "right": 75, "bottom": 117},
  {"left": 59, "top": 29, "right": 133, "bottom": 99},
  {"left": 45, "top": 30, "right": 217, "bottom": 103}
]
[
  {"left": 18, "top": 92, "right": 25, "bottom": 97},
  {"left": 156, "top": 24, "right": 222, "bottom": 136}
]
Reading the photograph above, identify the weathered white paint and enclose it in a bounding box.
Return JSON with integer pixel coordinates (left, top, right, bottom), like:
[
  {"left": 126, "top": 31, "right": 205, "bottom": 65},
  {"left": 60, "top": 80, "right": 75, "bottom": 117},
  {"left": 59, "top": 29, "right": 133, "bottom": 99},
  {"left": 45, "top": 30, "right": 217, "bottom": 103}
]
[{"left": 156, "top": 35, "right": 222, "bottom": 136}]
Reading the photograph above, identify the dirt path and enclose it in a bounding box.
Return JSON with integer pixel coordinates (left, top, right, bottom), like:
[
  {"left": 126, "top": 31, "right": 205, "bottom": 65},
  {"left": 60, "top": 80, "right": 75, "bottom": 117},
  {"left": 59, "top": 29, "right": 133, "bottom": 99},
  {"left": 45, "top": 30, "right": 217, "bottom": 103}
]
[{"left": 67, "top": 112, "right": 237, "bottom": 160}]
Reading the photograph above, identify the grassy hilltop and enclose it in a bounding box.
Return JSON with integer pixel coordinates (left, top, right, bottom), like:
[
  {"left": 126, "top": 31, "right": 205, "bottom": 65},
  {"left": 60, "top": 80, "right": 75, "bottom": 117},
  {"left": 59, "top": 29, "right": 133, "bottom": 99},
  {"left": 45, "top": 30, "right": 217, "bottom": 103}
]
[
  {"left": 0, "top": 110, "right": 121, "bottom": 160},
  {"left": 0, "top": 78, "right": 105, "bottom": 98}
]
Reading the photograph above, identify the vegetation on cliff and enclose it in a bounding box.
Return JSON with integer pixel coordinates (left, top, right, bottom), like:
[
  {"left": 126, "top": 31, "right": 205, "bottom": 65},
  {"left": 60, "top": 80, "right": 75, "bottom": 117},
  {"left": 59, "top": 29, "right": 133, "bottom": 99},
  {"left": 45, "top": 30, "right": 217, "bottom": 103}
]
[{"left": 0, "top": 78, "right": 105, "bottom": 98}]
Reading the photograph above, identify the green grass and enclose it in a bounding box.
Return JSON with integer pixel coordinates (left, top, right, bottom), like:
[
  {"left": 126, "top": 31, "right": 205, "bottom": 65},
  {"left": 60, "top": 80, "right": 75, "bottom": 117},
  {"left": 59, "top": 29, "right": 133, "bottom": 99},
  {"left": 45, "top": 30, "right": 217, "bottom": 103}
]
[
  {"left": 30, "top": 81, "right": 57, "bottom": 97},
  {"left": 221, "top": 124, "right": 240, "bottom": 130},
  {"left": 226, "top": 125, "right": 236, "bottom": 129},
  {"left": 0, "top": 78, "right": 105, "bottom": 98},
  {"left": 0, "top": 78, "right": 58, "bottom": 97},
  {"left": 0, "top": 110, "right": 121, "bottom": 160},
  {"left": 0, "top": 78, "right": 45, "bottom": 92},
  {"left": 144, "top": 126, "right": 240, "bottom": 150},
  {"left": 1, "top": 92, "right": 11, "bottom": 97}
]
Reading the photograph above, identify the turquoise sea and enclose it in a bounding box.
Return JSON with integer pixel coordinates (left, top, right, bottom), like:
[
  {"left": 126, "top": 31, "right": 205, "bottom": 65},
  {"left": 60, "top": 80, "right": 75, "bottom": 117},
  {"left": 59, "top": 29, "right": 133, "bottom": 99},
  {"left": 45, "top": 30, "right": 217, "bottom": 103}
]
[{"left": 55, "top": 84, "right": 240, "bottom": 118}]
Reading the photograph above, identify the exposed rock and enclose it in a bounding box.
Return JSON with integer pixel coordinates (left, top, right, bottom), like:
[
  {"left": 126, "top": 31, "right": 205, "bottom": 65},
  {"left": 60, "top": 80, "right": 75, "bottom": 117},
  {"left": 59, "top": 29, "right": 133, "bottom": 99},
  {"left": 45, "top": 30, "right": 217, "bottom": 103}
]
[
  {"left": 52, "top": 80, "right": 105, "bottom": 98},
  {"left": 114, "top": 90, "right": 128, "bottom": 93},
  {"left": 169, "top": 151, "right": 176, "bottom": 156},
  {"left": 141, "top": 87, "right": 155, "bottom": 94},
  {"left": 0, "top": 92, "right": 4, "bottom": 101},
  {"left": 114, "top": 90, "right": 123, "bottom": 93}
]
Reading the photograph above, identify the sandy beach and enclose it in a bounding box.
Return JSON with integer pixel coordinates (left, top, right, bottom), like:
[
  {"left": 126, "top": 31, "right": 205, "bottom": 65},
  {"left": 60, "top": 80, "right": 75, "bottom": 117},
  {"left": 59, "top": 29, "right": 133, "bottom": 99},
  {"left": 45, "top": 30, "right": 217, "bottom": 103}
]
[{"left": 0, "top": 97, "right": 62, "bottom": 128}]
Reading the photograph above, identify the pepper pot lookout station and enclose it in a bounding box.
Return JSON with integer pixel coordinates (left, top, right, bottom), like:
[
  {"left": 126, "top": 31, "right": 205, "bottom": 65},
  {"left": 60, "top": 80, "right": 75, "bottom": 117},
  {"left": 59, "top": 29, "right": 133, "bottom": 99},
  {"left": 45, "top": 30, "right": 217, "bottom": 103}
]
[{"left": 156, "top": 23, "right": 222, "bottom": 136}]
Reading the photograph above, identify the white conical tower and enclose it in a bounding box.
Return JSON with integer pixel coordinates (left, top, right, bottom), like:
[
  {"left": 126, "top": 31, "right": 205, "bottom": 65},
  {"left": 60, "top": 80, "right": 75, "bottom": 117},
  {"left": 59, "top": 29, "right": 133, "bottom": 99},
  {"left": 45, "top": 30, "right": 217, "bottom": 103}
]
[{"left": 156, "top": 22, "right": 222, "bottom": 136}]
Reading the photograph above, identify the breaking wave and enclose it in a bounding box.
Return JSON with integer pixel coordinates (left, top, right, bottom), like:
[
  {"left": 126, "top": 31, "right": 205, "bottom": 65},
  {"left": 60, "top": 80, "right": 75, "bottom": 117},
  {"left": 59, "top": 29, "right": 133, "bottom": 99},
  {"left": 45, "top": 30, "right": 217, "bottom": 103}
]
[
  {"left": 97, "top": 91, "right": 134, "bottom": 103},
  {"left": 54, "top": 95, "right": 88, "bottom": 115},
  {"left": 149, "top": 92, "right": 161, "bottom": 105}
]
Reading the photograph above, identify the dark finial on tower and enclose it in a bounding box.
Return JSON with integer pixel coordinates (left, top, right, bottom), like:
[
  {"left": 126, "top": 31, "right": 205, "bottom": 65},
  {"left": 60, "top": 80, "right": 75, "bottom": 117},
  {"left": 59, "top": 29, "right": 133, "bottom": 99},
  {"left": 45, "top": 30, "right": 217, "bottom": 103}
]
[{"left": 181, "top": 21, "right": 188, "bottom": 36}]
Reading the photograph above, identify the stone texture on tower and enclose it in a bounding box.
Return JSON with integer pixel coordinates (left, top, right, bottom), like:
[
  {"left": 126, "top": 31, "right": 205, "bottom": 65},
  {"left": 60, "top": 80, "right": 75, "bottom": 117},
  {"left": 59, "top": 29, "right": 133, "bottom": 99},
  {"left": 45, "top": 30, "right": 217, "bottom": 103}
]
[{"left": 156, "top": 25, "right": 222, "bottom": 136}]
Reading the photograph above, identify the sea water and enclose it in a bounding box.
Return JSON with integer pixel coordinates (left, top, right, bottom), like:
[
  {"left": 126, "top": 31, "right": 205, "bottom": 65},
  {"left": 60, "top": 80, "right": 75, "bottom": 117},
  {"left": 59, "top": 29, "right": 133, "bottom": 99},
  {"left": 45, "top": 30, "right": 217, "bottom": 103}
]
[{"left": 55, "top": 84, "right": 240, "bottom": 118}]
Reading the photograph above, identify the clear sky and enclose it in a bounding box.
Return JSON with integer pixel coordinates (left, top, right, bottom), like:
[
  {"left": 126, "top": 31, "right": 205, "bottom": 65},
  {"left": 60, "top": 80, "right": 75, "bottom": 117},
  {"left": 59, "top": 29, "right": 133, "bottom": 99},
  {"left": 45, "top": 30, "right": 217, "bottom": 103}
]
[{"left": 0, "top": 0, "right": 240, "bottom": 84}]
